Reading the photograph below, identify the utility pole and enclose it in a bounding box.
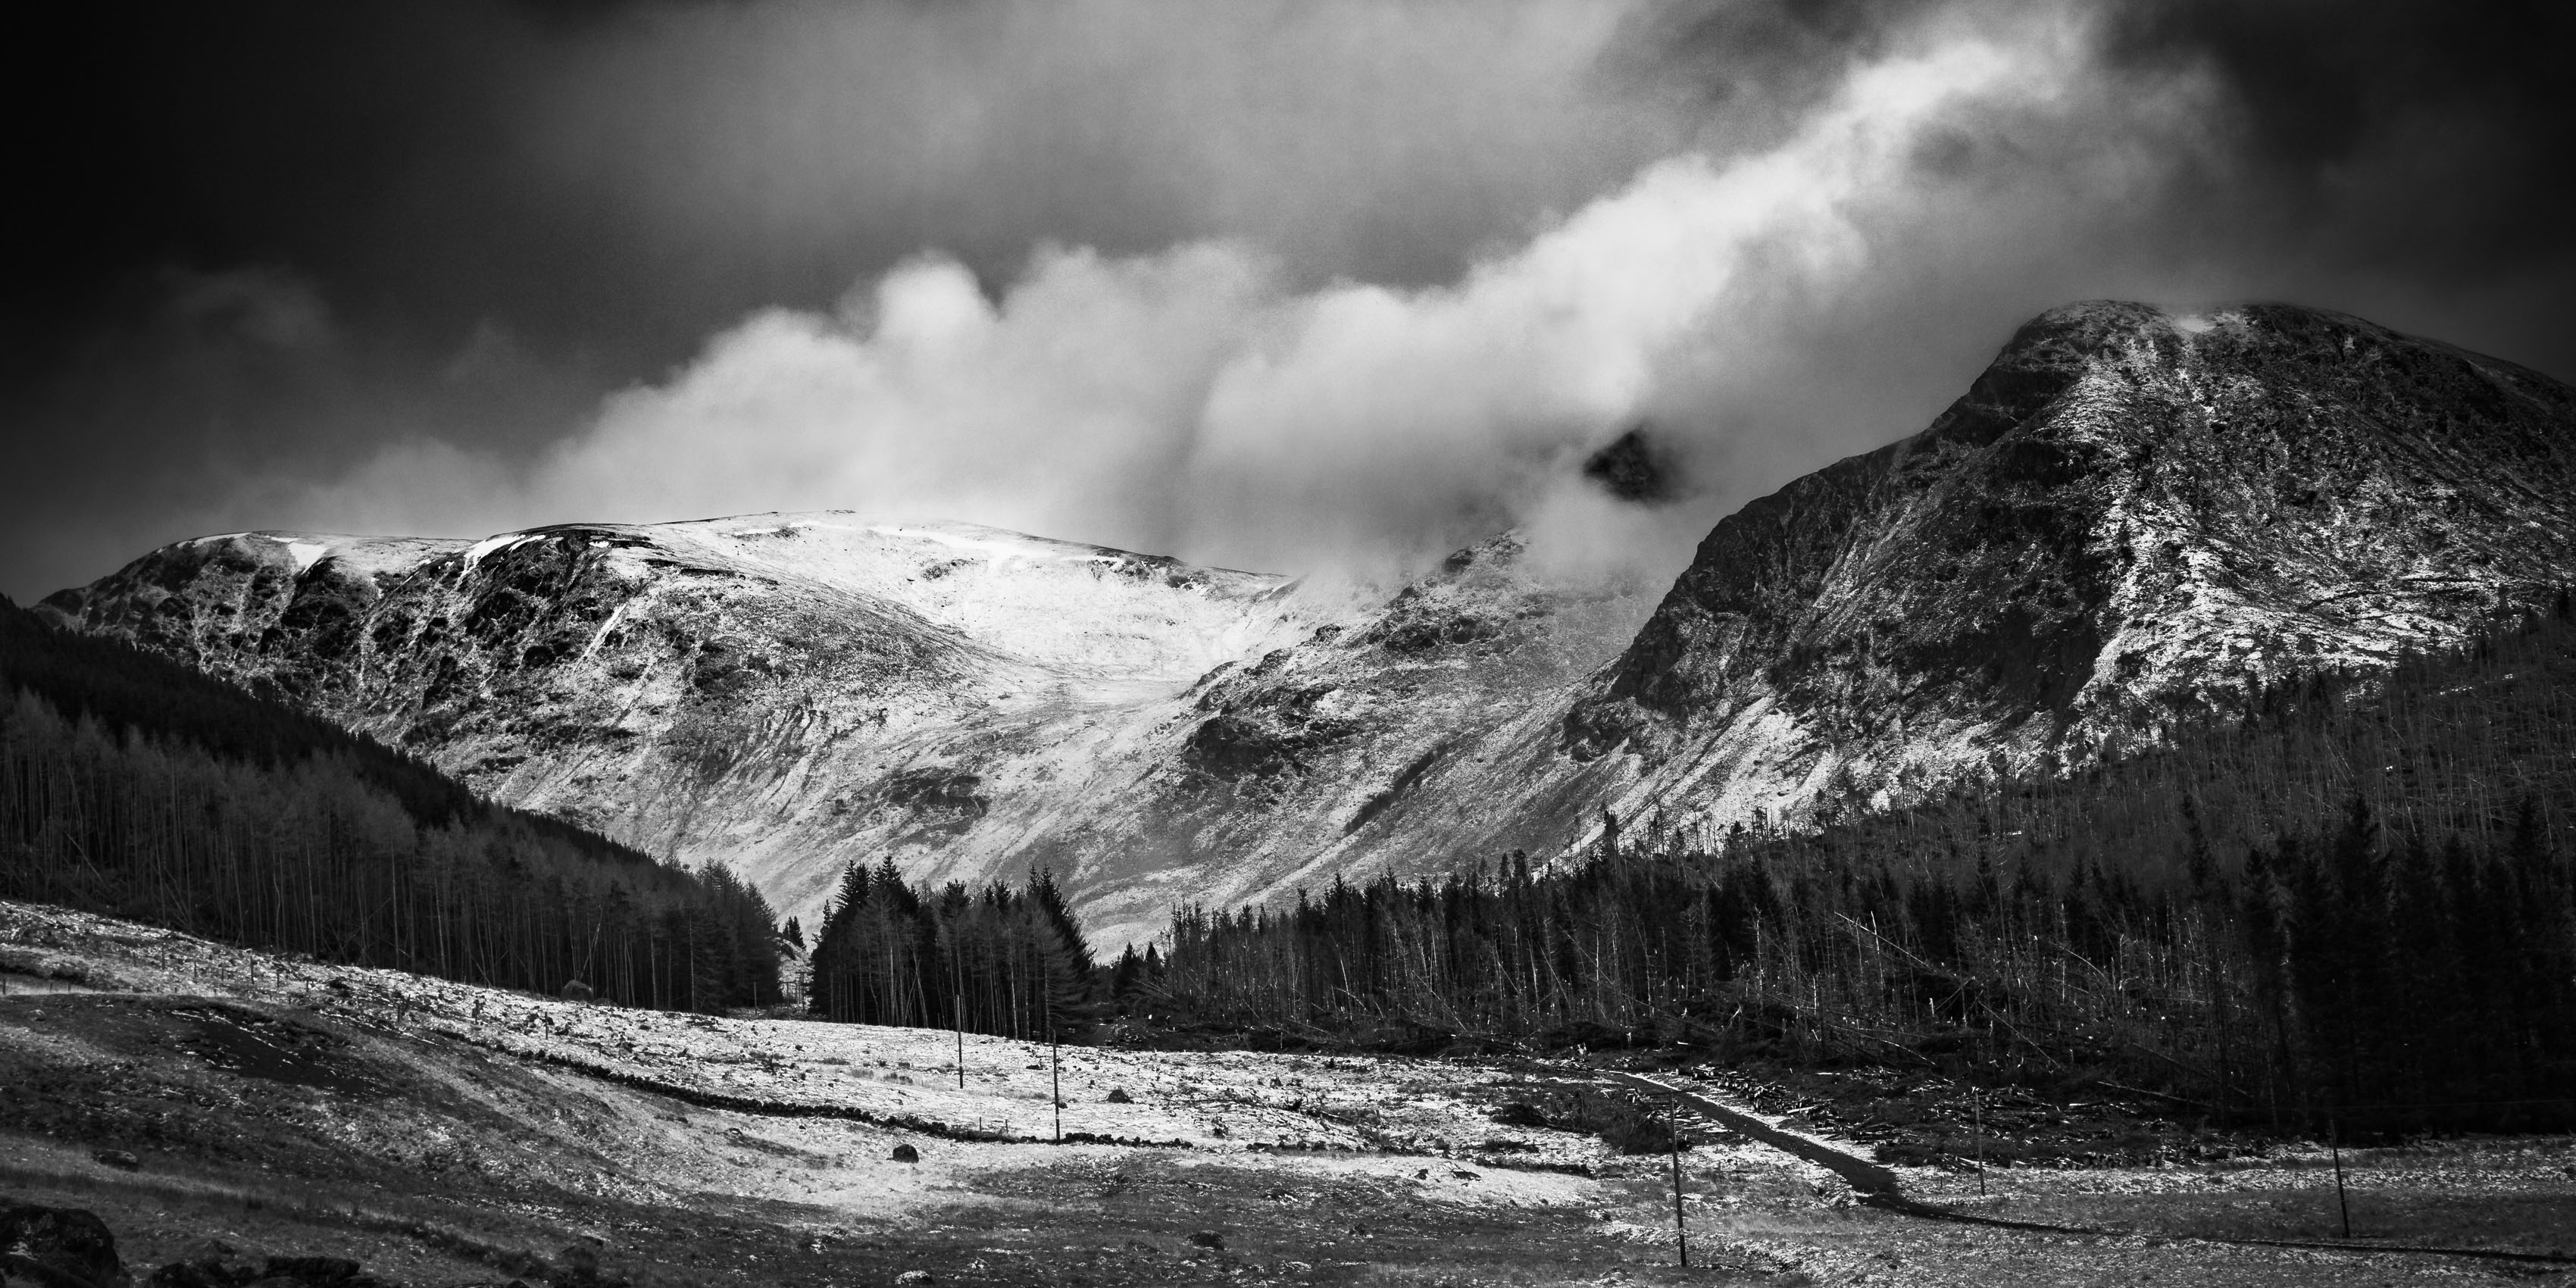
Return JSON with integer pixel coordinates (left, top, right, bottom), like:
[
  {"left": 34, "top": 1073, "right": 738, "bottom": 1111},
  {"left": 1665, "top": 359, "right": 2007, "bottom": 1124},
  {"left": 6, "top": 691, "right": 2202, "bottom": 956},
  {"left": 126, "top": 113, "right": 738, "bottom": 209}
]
[
  {"left": 2329, "top": 1118, "right": 2352, "bottom": 1238},
  {"left": 955, "top": 992, "right": 967, "bottom": 1090},
  {"left": 1973, "top": 1083, "right": 1986, "bottom": 1198},
  {"left": 1667, "top": 1090, "right": 1689, "bottom": 1268},
  {"left": 1049, "top": 991, "right": 1063, "bottom": 1143}
]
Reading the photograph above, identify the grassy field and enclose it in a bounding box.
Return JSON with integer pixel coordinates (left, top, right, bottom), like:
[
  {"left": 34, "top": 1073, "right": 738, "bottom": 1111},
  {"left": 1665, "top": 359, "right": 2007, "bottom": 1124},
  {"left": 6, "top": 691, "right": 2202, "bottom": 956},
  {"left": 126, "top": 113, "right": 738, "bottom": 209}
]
[{"left": 4, "top": 900, "right": 2571, "bottom": 1286}]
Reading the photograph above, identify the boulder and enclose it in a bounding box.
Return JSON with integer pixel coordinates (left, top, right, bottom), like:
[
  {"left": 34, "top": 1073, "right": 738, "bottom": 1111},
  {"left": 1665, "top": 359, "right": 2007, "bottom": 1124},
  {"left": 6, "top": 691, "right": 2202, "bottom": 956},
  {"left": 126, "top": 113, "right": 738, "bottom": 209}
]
[
  {"left": 0, "top": 1204, "right": 124, "bottom": 1288},
  {"left": 889, "top": 1143, "right": 919, "bottom": 1163},
  {"left": 146, "top": 1242, "right": 381, "bottom": 1288},
  {"left": 145, "top": 1236, "right": 261, "bottom": 1286},
  {"left": 260, "top": 1255, "right": 361, "bottom": 1284}
]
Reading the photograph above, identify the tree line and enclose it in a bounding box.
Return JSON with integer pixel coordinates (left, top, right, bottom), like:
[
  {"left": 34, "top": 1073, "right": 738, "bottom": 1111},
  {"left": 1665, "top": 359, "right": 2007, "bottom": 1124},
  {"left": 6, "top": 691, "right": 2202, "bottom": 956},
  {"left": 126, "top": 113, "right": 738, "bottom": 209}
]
[
  {"left": 1142, "top": 601, "right": 2576, "bottom": 1133},
  {"left": 806, "top": 857, "right": 1098, "bottom": 1038},
  {"left": 0, "top": 600, "right": 780, "bottom": 1011}
]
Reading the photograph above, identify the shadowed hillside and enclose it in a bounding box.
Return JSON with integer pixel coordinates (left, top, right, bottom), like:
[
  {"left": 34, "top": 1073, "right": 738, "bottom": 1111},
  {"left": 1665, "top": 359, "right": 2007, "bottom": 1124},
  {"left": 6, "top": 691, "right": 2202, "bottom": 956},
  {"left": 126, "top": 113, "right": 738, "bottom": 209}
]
[{"left": 0, "top": 600, "right": 779, "bottom": 1011}]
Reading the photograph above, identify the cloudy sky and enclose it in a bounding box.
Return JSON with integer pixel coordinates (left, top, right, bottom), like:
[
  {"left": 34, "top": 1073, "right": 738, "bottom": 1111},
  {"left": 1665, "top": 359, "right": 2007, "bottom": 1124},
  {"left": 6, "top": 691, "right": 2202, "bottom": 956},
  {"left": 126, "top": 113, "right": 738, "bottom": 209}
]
[{"left": 6, "top": 0, "right": 2573, "bottom": 601}]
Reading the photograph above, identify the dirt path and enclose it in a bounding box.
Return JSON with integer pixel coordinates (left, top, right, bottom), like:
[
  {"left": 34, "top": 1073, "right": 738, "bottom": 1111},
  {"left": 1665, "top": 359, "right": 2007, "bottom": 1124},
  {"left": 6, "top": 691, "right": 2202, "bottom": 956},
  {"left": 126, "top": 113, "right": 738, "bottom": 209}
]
[
  {"left": 1608, "top": 1070, "right": 2576, "bottom": 1267},
  {"left": 1605, "top": 1070, "right": 1902, "bottom": 1196}
]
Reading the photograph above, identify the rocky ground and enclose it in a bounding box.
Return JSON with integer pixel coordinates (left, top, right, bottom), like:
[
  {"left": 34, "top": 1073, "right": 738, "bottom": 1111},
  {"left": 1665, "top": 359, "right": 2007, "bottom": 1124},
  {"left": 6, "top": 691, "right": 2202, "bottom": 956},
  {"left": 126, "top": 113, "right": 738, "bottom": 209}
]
[{"left": 4, "top": 900, "right": 2571, "bottom": 1286}]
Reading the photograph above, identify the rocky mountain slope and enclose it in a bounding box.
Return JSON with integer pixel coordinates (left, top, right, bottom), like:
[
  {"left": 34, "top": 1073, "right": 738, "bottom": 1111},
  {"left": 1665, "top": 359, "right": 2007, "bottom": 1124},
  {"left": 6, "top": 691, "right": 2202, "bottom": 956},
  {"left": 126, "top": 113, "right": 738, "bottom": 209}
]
[
  {"left": 33, "top": 518, "right": 1307, "bottom": 939},
  {"left": 1552, "top": 301, "right": 2576, "bottom": 845},
  {"left": 34, "top": 515, "right": 1653, "bottom": 946},
  {"left": 992, "top": 300, "right": 2576, "bottom": 921},
  {"left": 1002, "top": 529, "right": 1658, "bottom": 941},
  {"left": 39, "top": 301, "right": 2576, "bottom": 945}
]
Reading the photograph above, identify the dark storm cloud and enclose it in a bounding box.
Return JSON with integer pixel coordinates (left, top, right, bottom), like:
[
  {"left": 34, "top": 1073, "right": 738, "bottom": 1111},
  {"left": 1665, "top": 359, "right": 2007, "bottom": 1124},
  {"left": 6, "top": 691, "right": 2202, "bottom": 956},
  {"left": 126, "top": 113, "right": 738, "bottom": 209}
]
[
  {"left": 2094, "top": 0, "right": 2576, "bottom": 362},
  {"left": 1, "top": 0, "right": 1702, "bottom": 598},
  {"left": 4, "top": 0, "right": 2574, "bottom": 605},
  {"left": 2109, "top": 1, "right": 2576, "bottom": 181},
  {"left": 8, "top": 0, "right": 1696, "bottom": 383},
  {"left": 4, "top": 3, "right": 627, "bottom": 599},
  {"left": 11, "top": 6, "right": 560, "bottom": 377},
  {"left": 1612, "top": 0, "right": 1933, "bottom": 113}
]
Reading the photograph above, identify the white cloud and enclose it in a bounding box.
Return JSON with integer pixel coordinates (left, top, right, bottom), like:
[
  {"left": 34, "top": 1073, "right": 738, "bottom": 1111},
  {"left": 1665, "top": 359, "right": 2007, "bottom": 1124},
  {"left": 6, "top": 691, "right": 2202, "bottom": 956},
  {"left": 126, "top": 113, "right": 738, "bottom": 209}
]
[
  {"left": 521, "top": 243, "right": 1274, "bottom": 549},
  {"left": 307, "top": 3, "right": 2212, "bottom": 586}
]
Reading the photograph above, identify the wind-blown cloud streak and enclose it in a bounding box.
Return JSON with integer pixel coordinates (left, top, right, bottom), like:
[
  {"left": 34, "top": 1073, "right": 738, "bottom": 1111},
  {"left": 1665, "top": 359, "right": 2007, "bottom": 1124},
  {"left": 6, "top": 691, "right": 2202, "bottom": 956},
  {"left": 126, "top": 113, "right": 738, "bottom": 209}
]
[{"left": 295, "top": 3, "right": 2209, "bottom": 586}]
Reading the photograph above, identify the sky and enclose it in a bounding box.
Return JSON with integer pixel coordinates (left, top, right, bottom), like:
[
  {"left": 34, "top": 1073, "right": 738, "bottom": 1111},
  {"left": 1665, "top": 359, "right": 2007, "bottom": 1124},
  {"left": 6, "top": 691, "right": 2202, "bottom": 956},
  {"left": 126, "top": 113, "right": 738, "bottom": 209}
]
[{"left": 5, "top": 0, "right": 2574, "bottom": 602}]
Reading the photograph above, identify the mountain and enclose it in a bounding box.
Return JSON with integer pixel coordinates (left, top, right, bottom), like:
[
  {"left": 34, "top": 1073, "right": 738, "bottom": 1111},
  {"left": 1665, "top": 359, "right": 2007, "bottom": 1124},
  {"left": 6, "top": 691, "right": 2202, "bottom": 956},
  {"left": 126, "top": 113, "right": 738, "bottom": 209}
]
[
  {"left": 1147, "top": 604, "right": 2576, "bottom": 1133},
  {"left": 1003, "top": 528, "right": 1658, "bottom": 943},
  {"left": 33, "top": 514, "right": 1663, "bottom": 945},
  {"left": 33, "top": 520, "right": 1301, "bottom": 938},
  {"left": 1025, "top": 299, "right": 2576, "bottom": 921},
  {"left": 42, "top": 302, "right": 2576, "bottom": 944},
  {"left": 1554, "top": 301, "right": 2576, "bottom": 841}
]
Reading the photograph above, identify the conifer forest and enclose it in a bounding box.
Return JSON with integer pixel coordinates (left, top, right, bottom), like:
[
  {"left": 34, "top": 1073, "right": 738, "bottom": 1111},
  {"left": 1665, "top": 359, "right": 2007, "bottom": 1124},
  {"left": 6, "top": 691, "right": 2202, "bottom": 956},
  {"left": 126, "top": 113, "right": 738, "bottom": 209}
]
[
  {"left": 804, "top": 858, "right": 1099, "bottom": 1038},
  {"left": 13, "top": 579, "right": 2574, "bottom": 1147},
  {"left": 1142, "top": 605, "right": 2576, "bottom": 1135},
  {"left": 14, "top": 17, "right": 2576, "bottom": 1276},
  {"left": 0, "top": 603, "right": 781, "bottom": 1011}
]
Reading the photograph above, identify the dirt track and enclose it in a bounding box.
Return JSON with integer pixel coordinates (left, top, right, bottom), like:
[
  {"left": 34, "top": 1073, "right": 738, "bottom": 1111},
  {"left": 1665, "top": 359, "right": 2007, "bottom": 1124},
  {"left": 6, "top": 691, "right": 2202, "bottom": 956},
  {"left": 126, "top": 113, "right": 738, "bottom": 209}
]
[
  {"left": 1611, "top": 1069, "right": 2576, "bottom": 1269},
  {"left": 6, "top": 900, "right": 2574, "bottom": 1286}
]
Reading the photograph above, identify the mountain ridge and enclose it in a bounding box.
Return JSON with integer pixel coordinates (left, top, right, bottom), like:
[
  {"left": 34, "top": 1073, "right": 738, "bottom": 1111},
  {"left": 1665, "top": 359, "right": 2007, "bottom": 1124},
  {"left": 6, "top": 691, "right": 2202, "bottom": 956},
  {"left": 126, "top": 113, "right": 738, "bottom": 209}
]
[
  {"left": 35, "top": 516, "right": 1327, "bottom": 943},
  {"left": 40, "top": 300, "right": 2576, "bottom": 946},
  {"left": 1547, "top": 299, "right": 2576, "bottom": 846}
]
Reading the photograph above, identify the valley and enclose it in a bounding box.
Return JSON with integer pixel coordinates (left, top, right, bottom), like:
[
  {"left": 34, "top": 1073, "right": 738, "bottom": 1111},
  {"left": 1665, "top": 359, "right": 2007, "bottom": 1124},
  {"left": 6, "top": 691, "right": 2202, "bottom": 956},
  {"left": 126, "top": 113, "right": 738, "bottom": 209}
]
[
  {"left": 6, "top": 901, "right": 2571, "bottom": 1286},
  {"left": 9, "top": 299, "right": 2576, "bottom": 1284},
  {"left": 14, "top": 3, "right": 2576, "bottom": 1278},
  {"left": 35, "top": 302, "right": 2576, "bottom": 952}
]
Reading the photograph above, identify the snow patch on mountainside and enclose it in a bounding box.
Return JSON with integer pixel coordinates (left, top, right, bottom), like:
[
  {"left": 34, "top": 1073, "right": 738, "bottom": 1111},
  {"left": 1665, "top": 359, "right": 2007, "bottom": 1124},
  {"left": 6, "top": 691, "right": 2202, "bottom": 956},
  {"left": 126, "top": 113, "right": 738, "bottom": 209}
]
[
  {"left": 36, "top": 514, "right": 1333, "bottom": 939},
  {"left": 38, "top": 509, "right": 1666, "bottom": 949}
]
